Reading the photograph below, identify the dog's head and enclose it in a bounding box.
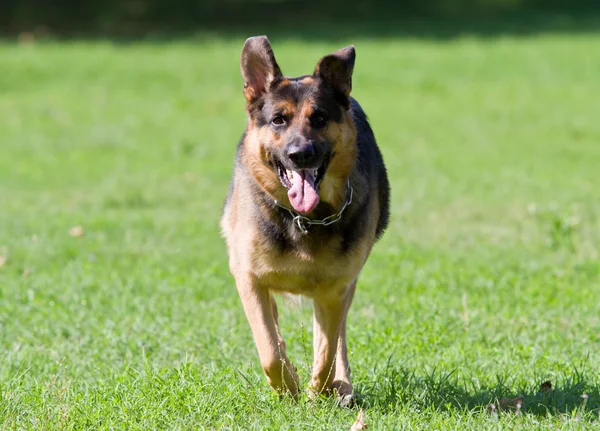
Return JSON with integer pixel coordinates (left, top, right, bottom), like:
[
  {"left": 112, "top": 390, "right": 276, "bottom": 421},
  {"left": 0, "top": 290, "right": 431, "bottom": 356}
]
[{"left": 240, "top": 36, "right": 358, "bottom": 215}]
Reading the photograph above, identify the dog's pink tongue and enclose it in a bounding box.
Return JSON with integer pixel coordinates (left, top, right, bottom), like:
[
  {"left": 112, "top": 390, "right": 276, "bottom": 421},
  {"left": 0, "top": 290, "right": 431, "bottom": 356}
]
[{"left": 288, "top": 170, "right": 319, "bottom": 214}]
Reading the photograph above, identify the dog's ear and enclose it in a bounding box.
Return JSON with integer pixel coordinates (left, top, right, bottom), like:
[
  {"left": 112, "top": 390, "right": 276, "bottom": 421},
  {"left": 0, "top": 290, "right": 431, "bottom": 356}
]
[
  {"left": 314, "top": 45, "right": 356, "bottom": 99},
  {"left": 240, "top": 36, "right": 282, "bottom": 104}
]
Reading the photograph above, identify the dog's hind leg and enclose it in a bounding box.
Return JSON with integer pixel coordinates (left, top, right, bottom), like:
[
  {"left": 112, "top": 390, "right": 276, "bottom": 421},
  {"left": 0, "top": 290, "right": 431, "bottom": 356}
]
[
  {"left": 310, "top": 279, "right": 356, "bottom": 400},
  {"left": 235, "top": 273, "right": 299, "bottom": 396}
]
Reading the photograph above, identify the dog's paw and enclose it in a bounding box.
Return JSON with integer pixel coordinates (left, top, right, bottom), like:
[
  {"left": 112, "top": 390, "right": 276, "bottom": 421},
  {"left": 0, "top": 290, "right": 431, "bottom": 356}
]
[
  {"left": 337, "top": 392, "right": 359, "bottom": 408},
  {"left": 306, "top": 386, "right": 320, "bottom": 401},
  {"left": 307, "top": 386, "right": 359, "bottom": 408}
]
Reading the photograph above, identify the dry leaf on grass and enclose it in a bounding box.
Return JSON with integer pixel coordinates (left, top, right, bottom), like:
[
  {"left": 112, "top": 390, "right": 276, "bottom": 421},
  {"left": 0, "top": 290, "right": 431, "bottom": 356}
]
[
  {"left": 0, "top": 256, "right": 6, "bottom": 268},
  {"left": 350, "top": 408, "right": 368, "bottom": 431},
  {"left": 540, "top": 381, "right": 553, "bottom": 394},
  {"left": 68, "top": 226, "right": 84, "bottom": 237}
]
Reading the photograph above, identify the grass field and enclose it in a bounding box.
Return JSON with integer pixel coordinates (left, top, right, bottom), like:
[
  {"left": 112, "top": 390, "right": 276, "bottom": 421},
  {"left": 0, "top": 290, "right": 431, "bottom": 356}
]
[{"left": 1, "top": 27, "right": 600, "bottom": 430}]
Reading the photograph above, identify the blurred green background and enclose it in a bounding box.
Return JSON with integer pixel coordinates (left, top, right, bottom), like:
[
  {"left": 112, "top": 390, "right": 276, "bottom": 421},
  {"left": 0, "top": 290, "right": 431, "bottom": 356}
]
[{"left": 1, "top": 0, "right": 599, "bottom": 37}]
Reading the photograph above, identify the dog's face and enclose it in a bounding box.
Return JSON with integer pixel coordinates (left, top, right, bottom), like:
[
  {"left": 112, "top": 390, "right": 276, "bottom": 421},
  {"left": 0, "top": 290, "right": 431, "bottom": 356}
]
[{"left": 241, "top": 36, "right": 357, "bottom": 215}]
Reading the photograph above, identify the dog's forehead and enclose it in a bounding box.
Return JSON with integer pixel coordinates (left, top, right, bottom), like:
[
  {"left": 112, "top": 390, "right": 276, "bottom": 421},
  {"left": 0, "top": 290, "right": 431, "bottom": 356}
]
[
  {"left": 265, "top": 77, "right": 341, "bottom": 120},
  {"left": 270, "top": 76, "right": 319, "bottom": 104}
]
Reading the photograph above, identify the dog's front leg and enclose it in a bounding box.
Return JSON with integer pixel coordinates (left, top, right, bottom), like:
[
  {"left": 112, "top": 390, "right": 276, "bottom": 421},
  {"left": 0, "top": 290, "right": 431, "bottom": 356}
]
[
  {"left": 310, "top": 280, "right": 356, "bottom": 399},
  {"left": 235, "top": 273, "right": 299, "bottom": 396},
  {"left": 332, "top": 279, "right": 357, "bottom": 401}
]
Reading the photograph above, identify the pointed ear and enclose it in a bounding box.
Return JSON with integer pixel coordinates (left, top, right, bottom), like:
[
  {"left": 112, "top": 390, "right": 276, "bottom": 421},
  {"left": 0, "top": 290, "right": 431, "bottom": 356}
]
[
  {"left": 313, "top": 45, "right": 356, "bottom": 98},
  {"left": 240, "top": 36, "right": 282, "bottom": 104}
]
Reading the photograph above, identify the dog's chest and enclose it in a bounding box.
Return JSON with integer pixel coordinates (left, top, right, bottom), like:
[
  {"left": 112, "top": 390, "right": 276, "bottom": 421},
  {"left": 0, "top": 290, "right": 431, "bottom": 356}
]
[{"left": 250, "top": 235, "right": 363, "bottom": 295}]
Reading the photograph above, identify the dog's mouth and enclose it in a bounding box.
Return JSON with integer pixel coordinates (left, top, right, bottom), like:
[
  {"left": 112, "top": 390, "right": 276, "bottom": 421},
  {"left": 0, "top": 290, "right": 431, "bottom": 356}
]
[{"left": 275, "top": 159, "right": 328, "bottom": 214}]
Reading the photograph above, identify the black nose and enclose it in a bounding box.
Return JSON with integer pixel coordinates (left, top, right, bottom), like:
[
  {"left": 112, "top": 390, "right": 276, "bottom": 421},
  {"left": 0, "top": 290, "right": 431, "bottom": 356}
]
[{"left": 285, "top": 143, "right": 319, "bottom": 168}]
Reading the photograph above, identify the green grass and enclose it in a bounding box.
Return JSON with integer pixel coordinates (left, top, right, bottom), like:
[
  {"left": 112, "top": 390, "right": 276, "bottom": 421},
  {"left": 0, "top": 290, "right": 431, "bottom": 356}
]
[{"left": 1, "top": 31, "right": 600, "bottom": 430}]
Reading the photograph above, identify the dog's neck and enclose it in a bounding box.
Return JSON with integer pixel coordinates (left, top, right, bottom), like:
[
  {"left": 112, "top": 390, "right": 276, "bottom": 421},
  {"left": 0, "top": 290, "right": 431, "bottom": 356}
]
[{"left": 271, "top": 181, "right": 353, "bottom": 235}]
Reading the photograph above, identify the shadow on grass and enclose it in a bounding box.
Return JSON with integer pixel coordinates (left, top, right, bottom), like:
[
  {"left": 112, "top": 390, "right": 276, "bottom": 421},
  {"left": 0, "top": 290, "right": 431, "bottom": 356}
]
[{"left": 355, "top": 361, "right": 600, "bottom": 420}]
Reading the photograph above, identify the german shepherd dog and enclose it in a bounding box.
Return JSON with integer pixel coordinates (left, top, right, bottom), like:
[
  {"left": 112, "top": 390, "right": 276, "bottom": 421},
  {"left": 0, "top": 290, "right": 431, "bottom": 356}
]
[{"left": 221, "top": 36, "right": 390, "bottom": 403}]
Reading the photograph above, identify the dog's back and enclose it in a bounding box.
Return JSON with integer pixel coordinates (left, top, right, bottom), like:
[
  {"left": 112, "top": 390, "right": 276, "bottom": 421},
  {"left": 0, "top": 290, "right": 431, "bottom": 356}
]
[{"left": 349, "top": 97, "right": 390, "bottom": 240}]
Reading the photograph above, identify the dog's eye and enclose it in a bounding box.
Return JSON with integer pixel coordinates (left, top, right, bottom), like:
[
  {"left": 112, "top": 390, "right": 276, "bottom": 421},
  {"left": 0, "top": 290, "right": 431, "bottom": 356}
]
[
  {"left": 312, "top": 114, "right": 328, "bottom": 128},
  {"left": 272, "top": 115, "right": 286, "bottom": 126}
]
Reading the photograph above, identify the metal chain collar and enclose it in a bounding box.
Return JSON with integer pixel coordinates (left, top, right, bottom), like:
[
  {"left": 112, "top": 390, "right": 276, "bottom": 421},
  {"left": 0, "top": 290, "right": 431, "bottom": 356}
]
[{"left": 273, "top": 181, "right": 353, "bottom": 234}]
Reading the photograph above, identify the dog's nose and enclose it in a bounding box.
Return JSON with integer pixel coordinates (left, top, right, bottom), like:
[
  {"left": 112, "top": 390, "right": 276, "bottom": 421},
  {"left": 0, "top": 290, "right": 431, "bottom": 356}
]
[{"left": 285, "top": 143, "right": 318, "bottom": 168}]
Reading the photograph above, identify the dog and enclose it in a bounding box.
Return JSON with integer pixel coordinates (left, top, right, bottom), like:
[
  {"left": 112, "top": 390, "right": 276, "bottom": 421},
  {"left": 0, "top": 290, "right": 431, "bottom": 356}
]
[{"left": 221, "top": 36, "right": 390, "bottom": 404}]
